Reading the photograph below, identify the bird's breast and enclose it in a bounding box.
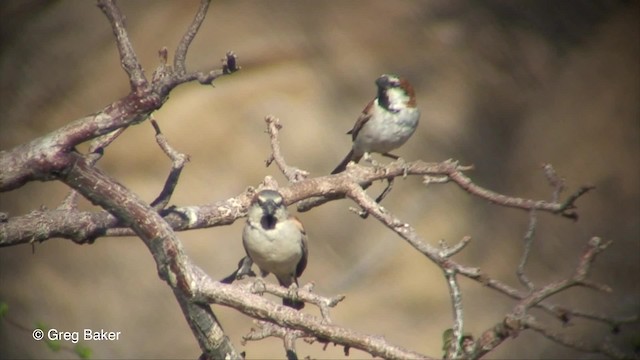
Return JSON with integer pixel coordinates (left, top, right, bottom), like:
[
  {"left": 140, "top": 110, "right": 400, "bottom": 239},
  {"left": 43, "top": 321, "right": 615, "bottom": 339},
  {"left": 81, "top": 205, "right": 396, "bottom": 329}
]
[
  {"left": 243, "top": 222, "right": 303, "bottom": 274},
  {"left": 353, "top": 107, "right": 420, "bottom": 154}
]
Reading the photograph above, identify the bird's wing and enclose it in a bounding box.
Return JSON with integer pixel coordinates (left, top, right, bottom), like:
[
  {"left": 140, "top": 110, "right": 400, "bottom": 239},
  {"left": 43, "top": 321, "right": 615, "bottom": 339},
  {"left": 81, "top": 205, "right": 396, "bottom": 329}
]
[
  {"left": 347, "top": 98, "right": 375, "bottom": 141},
  {"left": 291, "top": 216, "right": 308, "bottom": 278}
]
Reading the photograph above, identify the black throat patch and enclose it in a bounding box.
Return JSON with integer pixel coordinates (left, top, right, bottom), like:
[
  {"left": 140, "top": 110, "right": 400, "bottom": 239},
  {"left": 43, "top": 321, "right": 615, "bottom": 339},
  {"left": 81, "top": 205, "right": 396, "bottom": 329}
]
[
  {"left": 377, "top": 87, "right": 399, "bottom": 113},
  {"left": 260, "top": 215, "right": 277, "bottom": 230}
]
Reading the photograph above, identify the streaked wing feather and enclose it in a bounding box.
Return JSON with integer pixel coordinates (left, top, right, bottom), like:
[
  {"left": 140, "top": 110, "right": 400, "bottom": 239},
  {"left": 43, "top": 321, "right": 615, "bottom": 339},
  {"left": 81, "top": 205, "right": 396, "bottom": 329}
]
[
  {"left": 347, "top": 98, "right": 375, "bottom": 141},
  {"left": 291, "top": 216, "right": 308, "bottom": 278}
]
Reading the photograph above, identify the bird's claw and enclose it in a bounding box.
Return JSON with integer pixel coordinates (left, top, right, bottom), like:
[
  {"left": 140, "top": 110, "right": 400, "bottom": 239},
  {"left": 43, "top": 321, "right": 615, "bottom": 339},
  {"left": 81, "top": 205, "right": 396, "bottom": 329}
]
[
  {"left": 287, "top": 283, "right": 300, "bottom": 303},
  {"left": 363, "top": 153, "right": 381, "bottom": 168},
  {"left": 397, "top": 157, "right": 409, "bottom": 178},
  {"left": 251, "top": 278, "right": 267, "bottom": 295}
]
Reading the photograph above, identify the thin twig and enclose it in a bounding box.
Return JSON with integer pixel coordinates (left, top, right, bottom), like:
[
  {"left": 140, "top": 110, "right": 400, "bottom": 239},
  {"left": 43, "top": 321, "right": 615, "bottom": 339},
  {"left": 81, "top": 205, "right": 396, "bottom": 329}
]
[
  {"left": 264, "top": 115, "right": 309, "bottom": 182},
  {"left": 514, "top": 237, "right": 612, "bottom": 316},
  {"left": 295, "top": 156, "right": 592, "bottom": 218},
  {"left": 174, "top": 0, "right": 211, "bottom": 75},
  {"left": 173, "top": 51, "right": 240, "bottom": 87},
  {"left": 96, "top": 0, "right": 147, "bottom": 90},
  {"left": 438, "top": 239, "right": 470, "bottom": 358},
  {"left": 149, "top": 118, "right": 190, "bottom": 209},
  {"left": 469, "top": 237, "right": 628, "bottom": 359},
  {"left": 524, "top": 316, "right": 628, "bottom": 359},
  {"left": 542, "top": 163, "right": 566, "bottom": 203},
  {"left": 443, "top": 266, "right": 464, "bottom": 359},
  {"left": 341, "top": 183, "right": 627, "bottom": 348},
  {"left": 517, "top": 210, "right": 537, "bottom": 292},
  {"left": 438, "top": 236, "right": 472, "bottom": 258},
  {"left": 241, "top": 321, "right": 307, "bottom": 360}
]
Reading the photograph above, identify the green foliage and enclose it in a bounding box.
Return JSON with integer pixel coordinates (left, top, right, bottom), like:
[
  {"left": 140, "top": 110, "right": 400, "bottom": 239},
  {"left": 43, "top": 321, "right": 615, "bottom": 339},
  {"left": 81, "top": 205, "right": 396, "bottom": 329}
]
[
  {"left": 442, "top": 328, "right": 454, "bottom": 352},
  {"left": 1, "top": 302, "right": 92, "bottom": 358},
  {"left": 0, "top": 301, "right": 8, "bottom": 319},
  {"left": 75, "top": 344, "right": 93, "bottom": 359},
  {"left": 35, "top": 322, "right": 62, "bottom": 352}
]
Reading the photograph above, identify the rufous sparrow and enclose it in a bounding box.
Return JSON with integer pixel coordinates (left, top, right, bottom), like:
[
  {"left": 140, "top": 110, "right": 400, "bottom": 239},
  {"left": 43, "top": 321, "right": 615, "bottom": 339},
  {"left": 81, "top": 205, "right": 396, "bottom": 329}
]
[
  {"left": 242, "top": 189, "right": 308, "bottom": 309},
  {"left": 331, "top": 74, "right": 420, "bottom": 174}
]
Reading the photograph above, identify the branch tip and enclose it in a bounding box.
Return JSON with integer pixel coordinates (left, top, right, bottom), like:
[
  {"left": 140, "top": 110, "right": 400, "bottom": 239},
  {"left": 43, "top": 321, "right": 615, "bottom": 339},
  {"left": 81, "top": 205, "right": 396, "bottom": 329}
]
[
  {"left": 223, "top": 51, "right": 240, "bottom": 74},
  {"left": 158, "top": 47, "right": 168, "bottom": 65}
]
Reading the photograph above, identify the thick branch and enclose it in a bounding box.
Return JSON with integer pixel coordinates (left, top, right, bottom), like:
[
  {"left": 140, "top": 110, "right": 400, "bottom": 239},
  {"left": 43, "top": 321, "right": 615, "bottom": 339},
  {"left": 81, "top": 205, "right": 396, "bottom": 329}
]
[
  {"left": 32, "top": 148, "right": 434, "bottom": 358},
  {"left": 195, "top": 277, "right": 432, "bottom": 360},
  {"left": 0, "top": 97, "right": 152, "bottom": 192},
  {"left": 58, "top": 151, "right": 241, "bottom": 358},
  {"left": 1, "top": 113, "right": 590, "bottom": 245},
  {"left": 2, "top": 0, "right": 237, "bottom": 357},
  {"left": 60, "top": 152, "right": 193, "bottom": 292},
  {"left": 0, "top": 2, "right": 236, "bottom": 194},
  {"left": 263, "top": 118, "right": 637, "bottom": 349},
  {"left": 1, "top": 156, "right": 584, "bottom": 246},
  {"left": 0, "top": 190, "right": 255, "bottom": 246}
]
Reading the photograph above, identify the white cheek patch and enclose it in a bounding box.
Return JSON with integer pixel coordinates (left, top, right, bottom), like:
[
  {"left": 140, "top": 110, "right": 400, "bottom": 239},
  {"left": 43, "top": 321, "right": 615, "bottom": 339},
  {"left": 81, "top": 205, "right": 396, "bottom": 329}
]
[{"left": 386, "top": 88, "right": 410, "bottom": 111}]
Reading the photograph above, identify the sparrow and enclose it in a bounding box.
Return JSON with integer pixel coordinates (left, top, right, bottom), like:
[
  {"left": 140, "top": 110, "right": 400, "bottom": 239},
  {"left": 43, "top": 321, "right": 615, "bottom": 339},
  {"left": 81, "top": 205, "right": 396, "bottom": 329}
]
[
  {"left": 242, "top": 189, "right": 308, "bottom": 309},
  {"left": 331, "top": 74, "right": 420, "bottom": 174}
]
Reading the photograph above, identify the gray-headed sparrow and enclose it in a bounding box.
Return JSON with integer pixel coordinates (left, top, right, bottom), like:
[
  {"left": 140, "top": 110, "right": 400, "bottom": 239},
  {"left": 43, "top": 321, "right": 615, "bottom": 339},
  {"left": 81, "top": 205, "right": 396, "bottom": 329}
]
[
  {"left": 242, "top": 189, "right": 308, "bottom": 309},
  {"left": 331, "top": 74, "right": 420, "bottom": 174}
]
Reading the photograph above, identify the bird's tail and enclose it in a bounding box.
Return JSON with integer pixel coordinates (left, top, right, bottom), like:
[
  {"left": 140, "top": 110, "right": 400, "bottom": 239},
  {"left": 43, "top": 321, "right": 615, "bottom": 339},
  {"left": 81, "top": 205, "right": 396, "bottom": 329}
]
[
  {"left": 279, "top": 278, "right": 305, "bottom": 309},
  {"left": 219, "top": 256, "right": 254, "bottom": 284},
  {"left": 283, "top": 297, "right": 305, "bottom": 310},
  {"left": 331, "top": 149, "right": 362, "bottom": 174}
]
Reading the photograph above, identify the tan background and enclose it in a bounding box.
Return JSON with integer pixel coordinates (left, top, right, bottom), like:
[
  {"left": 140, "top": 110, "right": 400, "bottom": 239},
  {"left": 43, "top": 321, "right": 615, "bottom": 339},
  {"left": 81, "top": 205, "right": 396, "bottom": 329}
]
[{"left": 1, "top": 0, "right": 638, "bottom": 358}]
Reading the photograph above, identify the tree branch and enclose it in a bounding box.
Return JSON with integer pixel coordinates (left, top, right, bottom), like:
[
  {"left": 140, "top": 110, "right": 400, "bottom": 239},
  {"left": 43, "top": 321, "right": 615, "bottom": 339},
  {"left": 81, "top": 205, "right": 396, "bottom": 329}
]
[
  {"left": 97, "top": 0, "right": 148, "bottom": 90},
  {"left": 516, "top": 210, "right": 536, "bottom": 291},
  {"left": 0, "top": 0, "right": 633, "bottom": 355},
  {"left": 58, "top": 151, "right": 241, "bottom": 358},
  {"left": 469, "top": 236, "right": 629, "bottom": 359},
  {"left": 194, "top": 278, "right": 433, "bottom": 360},
  {"left": 174, "top": 0, "right": 211, "bottom": 75},
  {"left": 148, "top": 118, "right": 190, "bottom": 210},
  {"left": 264, "top": 115, "right": 309, "bottom": 182},
  {"left": 524, "top": 316, "right": 629, "bottom": 359}
]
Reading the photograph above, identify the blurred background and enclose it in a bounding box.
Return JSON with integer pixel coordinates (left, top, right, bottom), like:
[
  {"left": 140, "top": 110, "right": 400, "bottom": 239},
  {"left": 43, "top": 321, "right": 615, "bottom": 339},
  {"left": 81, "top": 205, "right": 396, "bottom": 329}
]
[{"left": 1, "top": 0, "right": 638, "bottom": 358}]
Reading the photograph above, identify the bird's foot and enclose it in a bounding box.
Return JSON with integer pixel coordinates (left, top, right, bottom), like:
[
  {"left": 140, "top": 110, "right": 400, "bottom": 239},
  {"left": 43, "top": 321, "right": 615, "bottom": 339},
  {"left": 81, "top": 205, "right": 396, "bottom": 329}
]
[
  {"left": 396, "top": 157, "right": 409, "bottom": 178},
  {"left": 362, "top": 152, "right": 380, "bottom": 168},
  {"left": 251, "top": 278, "right": 267, "bottom": 295},
  {"left": 286, "top": 283, "right": 300, "bottom": 303},
  {"left": 283, "top": 283, "right": 305, "bottom": 309}
]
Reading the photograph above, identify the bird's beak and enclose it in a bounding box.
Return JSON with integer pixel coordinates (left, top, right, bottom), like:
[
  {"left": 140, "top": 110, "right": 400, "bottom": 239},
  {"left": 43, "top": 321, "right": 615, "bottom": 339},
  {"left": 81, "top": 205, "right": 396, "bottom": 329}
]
[
  {"left": 262, "top": 201, "right": 277, "bottom": 216},
  {"left": 375, "top": 75, "right": 390, "bottom": 89}
]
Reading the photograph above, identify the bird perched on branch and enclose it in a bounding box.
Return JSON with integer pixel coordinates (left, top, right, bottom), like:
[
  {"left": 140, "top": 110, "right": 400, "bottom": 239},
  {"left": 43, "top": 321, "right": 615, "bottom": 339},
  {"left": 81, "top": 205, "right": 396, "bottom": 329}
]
[
  {"left": 242, "top": 189, "right": 308, "bottom": 309},
  {"left": 331, "top": 74, "right": 420, "bottom": 174}
]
